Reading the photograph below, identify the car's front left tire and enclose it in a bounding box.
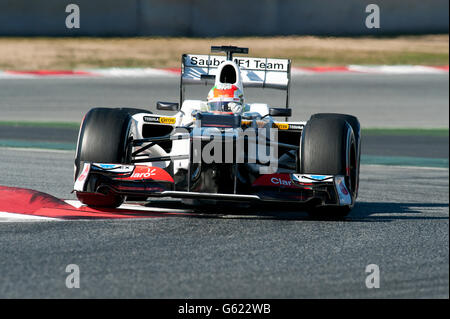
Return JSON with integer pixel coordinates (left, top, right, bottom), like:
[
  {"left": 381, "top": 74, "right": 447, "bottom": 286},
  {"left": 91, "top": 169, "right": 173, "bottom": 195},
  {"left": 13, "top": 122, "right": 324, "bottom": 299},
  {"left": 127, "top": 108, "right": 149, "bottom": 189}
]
[{"left": 75, "top": 107, "right": 133, "bottom": 208}]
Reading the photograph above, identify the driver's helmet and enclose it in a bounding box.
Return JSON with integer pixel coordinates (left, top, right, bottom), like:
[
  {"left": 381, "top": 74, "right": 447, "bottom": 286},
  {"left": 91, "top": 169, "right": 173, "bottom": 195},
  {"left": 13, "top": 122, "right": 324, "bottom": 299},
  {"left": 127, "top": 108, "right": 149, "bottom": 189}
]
[{"left": 207, "top": 84, "right": 244, "bottom": 114}]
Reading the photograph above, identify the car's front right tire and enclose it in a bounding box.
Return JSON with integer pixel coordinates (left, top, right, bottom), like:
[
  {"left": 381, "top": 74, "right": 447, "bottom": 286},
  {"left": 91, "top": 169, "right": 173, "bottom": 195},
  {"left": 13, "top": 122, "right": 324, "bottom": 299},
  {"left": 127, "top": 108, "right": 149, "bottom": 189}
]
[{"left": 299, "top": 114, "right": 359, "bottom": 218}]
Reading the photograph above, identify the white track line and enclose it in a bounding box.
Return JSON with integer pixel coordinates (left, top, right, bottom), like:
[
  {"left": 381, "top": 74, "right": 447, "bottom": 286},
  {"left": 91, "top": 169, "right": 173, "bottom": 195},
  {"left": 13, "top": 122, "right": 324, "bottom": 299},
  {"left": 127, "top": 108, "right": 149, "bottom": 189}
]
[
  {"left": 0, "top": 211, "right": 59, "bottom": 222},
  {"left": 0, "top": 66, "right": 447, "bottom": 79},
  {"left": 362, "top": 164, "right": 449, "bottom": 171},
  {"left": 348, "top": 65, "right": 448, "bottom": 74},
  {"left": 0, "top": 147, "right": 73, "bottom": 153},
  {"left": 88, "top": 68, "right": 179, "bottom": 77},
  {"left": 0, "top": 201, "right": 190, "bottom": 223},
  {"left": 65, "top": 200, "right": 191, "bottom": 214}
]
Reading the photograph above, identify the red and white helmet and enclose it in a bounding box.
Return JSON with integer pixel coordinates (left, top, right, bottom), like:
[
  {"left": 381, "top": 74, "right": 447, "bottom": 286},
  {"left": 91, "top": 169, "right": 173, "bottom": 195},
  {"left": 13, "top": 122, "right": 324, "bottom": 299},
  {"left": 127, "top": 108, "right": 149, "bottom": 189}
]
[{"left": 207, "top": 83, "right": 244, "bottom": 113}]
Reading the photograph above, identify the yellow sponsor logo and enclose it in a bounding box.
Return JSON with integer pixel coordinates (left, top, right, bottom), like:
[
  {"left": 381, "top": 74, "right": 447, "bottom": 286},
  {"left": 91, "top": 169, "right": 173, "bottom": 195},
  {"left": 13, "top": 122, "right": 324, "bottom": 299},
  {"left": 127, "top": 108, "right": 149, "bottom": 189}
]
[
  {"left": 159, "top": 117, "right": 176, "bottom": 125},
  {"left": 273, "top": 123, "right": 289, "bottom": 130}
]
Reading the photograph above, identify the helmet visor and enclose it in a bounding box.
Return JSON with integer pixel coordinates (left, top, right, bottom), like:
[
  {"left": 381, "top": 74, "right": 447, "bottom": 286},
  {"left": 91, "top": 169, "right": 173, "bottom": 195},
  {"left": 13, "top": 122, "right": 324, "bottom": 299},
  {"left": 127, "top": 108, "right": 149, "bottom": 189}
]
[{"left": 208, "top": 101, "right": 240, "bottom": 112}]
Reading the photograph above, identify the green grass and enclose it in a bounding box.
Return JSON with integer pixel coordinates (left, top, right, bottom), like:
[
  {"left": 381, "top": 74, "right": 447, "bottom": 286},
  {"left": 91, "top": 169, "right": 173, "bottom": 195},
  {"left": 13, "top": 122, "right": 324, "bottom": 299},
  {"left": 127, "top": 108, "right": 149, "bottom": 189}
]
[
  {"left": 0, "top": 139, "right": 75, "bottom": 151},
  {"left": 0, "top": 121, "right": 80, "bottom": 129},
  {"left": 363, "top": 128, "right": 449, "bottom": 137},
  {"left": 362, "top": 155, "right": 448, "bottom": 168}
]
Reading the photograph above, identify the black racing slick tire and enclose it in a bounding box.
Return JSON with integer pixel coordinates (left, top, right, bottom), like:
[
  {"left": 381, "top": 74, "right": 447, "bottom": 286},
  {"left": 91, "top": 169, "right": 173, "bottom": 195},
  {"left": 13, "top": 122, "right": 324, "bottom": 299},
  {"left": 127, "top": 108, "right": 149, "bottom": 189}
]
[
  {"left": 309, "top": 113, "right": 361, "bottom": 197},
  {"left": 75, "top": 108, "right": 133, "bottom": 208},
  {"left": 300, "top": 114, "right": 359, "bottom": 218}
]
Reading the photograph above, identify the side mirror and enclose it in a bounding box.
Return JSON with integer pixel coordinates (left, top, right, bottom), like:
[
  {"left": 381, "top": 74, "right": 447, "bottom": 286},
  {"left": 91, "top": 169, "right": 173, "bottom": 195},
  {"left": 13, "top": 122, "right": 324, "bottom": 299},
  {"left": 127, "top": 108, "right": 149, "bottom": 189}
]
[
  {"left": 157, "top": 101, "right": 179, "bottom": 111},
  {"left": 269, "top": 108, "right": 292, "bottom": 117}
]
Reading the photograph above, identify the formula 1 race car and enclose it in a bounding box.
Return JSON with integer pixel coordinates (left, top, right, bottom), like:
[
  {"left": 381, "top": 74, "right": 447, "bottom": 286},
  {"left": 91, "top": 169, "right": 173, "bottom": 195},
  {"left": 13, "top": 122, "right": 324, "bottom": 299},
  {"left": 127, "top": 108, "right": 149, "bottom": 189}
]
[{"left": 74, "top": 46, "right": 361, "bottom": 217}]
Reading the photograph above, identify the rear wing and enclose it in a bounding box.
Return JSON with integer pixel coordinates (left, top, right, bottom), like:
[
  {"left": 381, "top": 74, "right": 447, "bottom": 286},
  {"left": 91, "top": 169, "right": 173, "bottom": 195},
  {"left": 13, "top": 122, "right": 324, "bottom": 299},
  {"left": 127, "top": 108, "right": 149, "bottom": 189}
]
[{"left": 180, "top": 54, "right": 291, "bottom": 107}]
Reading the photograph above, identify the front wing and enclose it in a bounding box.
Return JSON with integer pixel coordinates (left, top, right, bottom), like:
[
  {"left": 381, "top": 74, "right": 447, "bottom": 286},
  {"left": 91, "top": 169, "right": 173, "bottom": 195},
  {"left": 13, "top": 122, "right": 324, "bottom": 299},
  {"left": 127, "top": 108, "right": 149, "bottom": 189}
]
[{"left": 74, "top": 163, "right": 353, "bottom": 208}]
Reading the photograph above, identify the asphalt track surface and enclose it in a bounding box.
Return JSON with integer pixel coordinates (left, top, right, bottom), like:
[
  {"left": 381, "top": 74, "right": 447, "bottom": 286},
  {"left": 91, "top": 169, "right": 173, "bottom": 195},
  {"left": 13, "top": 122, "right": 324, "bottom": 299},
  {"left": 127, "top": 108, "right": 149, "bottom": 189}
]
[
  {"left": 0, "top": 74, "right": 448, "bottom": 298},
  {"left": 0, "top": 148, "right": 448, "bottom": 298},
  {"left": 0, "top": 74, "right": 448, "bottom": 128}
]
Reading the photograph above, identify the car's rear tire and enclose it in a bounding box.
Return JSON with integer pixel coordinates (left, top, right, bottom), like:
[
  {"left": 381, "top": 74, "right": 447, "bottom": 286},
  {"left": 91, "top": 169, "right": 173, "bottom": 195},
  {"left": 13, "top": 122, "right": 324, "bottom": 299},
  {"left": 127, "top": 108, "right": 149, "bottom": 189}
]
[
  {"left": 300, "top": 114, "right": 359, "bottom": 218},
  {"left": 75, "top": 107, "right": 133, "bottom": 208}
]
